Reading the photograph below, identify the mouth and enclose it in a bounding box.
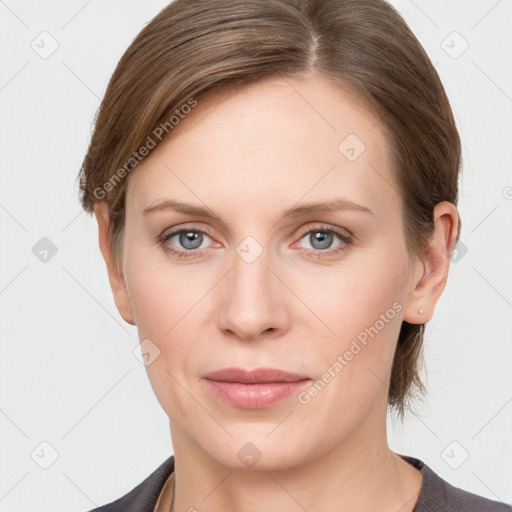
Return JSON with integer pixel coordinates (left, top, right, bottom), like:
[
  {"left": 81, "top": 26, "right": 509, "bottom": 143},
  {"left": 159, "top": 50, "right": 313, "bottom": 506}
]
[{"left": 202, "top": 367, "right": 312, "bottom": 409}]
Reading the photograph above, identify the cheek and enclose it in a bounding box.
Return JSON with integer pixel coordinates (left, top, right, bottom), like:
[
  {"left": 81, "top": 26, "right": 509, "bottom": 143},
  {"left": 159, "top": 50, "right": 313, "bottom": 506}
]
[
  {"left": 302, "top": 245, "right": 407, "bottom": 340},
  {"left": 124, "top": 257, "right": 208, "bottom": 420},
  {"left": 127, "top": 272, "right": 174, "bottom": 338},
  {"left": 124, "top": 247, "right": 221, "bottom": 374},
  {"left": 124, "top": 239, "right": 206, "bottom": 338},
  {"left": 295, "top": 246, "right": 407, "bottom": 399}
]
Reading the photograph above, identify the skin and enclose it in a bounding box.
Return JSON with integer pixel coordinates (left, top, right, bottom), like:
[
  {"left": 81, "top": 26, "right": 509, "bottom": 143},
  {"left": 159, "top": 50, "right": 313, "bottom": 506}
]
[{"left": 95, "top": 73, "right": 458, "bottom": 512}]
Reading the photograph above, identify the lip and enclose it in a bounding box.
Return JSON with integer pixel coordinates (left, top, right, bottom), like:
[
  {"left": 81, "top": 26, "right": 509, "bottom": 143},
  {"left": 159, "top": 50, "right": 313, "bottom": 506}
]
[{"left": 202, "top": 367, "right": 312, "bottom": 409}]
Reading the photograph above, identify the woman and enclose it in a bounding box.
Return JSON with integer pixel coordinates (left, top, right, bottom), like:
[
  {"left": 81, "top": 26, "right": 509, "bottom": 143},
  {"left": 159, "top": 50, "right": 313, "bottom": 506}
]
[{"left": 78, "top": 0, "right": 511, "bottom": 510}]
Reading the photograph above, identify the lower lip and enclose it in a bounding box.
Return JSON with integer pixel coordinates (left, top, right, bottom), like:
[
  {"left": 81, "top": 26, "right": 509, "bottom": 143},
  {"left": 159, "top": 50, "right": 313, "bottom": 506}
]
[{"left": 203, "top": 379, "right": 311, "bottom": 408}]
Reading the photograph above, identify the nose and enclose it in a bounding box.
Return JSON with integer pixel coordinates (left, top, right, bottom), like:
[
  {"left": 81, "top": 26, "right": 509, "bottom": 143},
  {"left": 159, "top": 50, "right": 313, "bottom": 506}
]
[{"left": 217, "top": 244, "right": 289, "bottom": 341}]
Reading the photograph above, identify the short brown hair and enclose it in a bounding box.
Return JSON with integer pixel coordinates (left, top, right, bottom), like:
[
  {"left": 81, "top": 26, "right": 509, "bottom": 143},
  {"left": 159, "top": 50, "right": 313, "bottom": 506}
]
[{"left": 78, "top": 0, "right": 462, "bottom": 419}]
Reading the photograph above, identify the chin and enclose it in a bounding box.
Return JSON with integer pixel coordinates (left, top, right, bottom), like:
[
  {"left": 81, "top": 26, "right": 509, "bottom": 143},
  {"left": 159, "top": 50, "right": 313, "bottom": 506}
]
[{"left": 197, "top": 428, "right": 314, "bottom": 472}]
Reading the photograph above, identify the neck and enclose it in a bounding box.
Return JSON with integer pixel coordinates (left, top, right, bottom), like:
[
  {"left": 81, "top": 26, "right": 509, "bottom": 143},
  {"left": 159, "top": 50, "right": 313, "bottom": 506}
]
[{"left": 169, "top": 407, "right": 422, "bottom": 512}]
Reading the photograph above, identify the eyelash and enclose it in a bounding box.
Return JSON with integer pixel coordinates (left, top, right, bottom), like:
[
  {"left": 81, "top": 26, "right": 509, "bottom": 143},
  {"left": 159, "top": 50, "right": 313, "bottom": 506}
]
[{"left": 158, "top": 224, "right": 353, "bottom": 259}]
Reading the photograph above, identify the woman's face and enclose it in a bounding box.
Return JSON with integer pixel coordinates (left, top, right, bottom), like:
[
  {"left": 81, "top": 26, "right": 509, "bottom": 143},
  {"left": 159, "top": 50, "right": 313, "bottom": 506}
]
[{"left": 116, "top": 74, "right": 425, "bottom": 470}]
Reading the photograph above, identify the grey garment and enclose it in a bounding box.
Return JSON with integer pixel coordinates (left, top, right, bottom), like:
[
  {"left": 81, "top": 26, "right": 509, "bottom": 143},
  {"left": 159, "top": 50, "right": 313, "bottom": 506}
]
[
  {"left": 400, "top": 456, "right": 511, "bottom": 512},
  {"left": 87, "top": 454, "right": 511, "bottom": 512}
]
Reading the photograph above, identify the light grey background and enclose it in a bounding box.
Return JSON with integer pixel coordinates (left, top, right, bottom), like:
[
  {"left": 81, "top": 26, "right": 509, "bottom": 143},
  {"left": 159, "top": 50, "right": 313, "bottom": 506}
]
[{"left": 0, "top": 1, "right": 511, "bottom": 510}]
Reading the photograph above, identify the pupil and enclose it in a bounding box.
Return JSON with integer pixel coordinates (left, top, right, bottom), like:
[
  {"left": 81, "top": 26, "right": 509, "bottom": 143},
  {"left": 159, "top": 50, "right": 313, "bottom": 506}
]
[
  {"left": 182, "top": 231, "right": 201, "bottom": 249},
  {"left": 312, "top": 231, "right": 332, "bottom": 250}
]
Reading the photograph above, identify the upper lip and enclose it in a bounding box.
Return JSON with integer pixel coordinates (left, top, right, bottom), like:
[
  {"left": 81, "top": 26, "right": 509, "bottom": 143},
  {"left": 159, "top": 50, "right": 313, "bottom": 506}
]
[{"left": 202, "top": 367, "right": 310, "bottom": 384}]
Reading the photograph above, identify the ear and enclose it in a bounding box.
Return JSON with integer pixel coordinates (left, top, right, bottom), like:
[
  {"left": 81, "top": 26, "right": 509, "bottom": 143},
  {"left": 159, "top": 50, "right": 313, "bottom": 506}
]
[
  {"left": 403, "top": 201, "right": 459, "bottom": 324},
  {"left": 93, "top": 203, "right": 136, "bottom": 326}
]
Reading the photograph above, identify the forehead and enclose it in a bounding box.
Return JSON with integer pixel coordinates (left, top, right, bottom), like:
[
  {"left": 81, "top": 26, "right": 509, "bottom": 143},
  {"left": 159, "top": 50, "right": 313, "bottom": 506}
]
[{"left": 127, "top": 75, "right": 400, "bottom": 219}]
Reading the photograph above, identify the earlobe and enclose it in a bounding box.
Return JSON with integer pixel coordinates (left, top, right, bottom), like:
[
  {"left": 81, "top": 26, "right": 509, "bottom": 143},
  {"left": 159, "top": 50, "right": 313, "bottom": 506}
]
[
  {"left": 402, "top": 201, "right": 459, "bottom": 325},
  {"left": 93, "top": 203, "right": 136, "bottom": 326}
]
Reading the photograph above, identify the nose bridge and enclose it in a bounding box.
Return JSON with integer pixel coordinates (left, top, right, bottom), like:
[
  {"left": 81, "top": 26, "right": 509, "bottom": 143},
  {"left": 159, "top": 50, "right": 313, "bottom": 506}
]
[
  {"left": 233, "top": 235, "right": 271, "bottom": 291},
  {"left": 217, "top": 234, "right": 286, "bottom": 339}
]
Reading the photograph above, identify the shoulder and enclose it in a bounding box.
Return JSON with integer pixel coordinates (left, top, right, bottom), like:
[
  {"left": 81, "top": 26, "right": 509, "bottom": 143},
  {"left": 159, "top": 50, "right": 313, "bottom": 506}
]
[
  {"left": 401, "top": 455, "right": 511, "bottom": 512},
  {"left": 84, "top": 455, "right": 175, "bottom": 512}
]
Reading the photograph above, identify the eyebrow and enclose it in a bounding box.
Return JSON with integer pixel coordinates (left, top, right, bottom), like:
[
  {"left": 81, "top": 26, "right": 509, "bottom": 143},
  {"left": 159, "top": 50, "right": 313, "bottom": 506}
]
[{"left": 143, "top": 197, "right": 373, "bottom": 223}]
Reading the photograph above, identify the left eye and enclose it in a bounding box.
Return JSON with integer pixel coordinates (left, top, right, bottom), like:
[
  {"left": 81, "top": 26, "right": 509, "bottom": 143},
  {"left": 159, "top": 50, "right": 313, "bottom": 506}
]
[
  {"left": 296, "top": 227, "right": 351, "bottom": 254},
  {"left": 301, "top": 229, "right": 342, "bottom": 251}
]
